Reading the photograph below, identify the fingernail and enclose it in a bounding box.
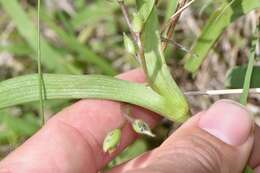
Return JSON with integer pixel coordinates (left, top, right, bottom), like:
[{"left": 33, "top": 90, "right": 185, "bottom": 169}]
[{"left": 199, "top": 100, "right": 253, "bottom": 146}]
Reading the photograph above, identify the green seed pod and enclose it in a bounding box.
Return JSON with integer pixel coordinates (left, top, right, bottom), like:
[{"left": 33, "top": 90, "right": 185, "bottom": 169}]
[
  {"left": 123, "top": 33, "right": 136, "bottom": 55},
  {"left": 132, "top": 119, "right": 155, "bottom": 137},
  {"left": 103, "top": 128, "right": 122, "bottom": 153},
  {"left": 132, "top": 13, "right": 143, "bottom": 33}
]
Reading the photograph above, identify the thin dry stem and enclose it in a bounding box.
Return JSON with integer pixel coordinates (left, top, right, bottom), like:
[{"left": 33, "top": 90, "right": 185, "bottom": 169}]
[
  {"left": 161, "top": 36, "right": 190, "bottom": 52},
  {"left": 161, "top": 0, "right": 195, "bottom": 51},
  {"left": 117, "top": 0, "right": 148, "bottom": 78},
  {"left": 184, "top": 88, "right": 260, "bottom": 96},
  {"left": 118, "top": 1, "right": 136, "bottom": 39}
]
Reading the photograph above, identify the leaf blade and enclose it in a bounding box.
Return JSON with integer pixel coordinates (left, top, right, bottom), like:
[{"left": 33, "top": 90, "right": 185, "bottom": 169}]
[
  {"left": 0, "top": 74, "right": 182, "bottom": 121},
  {"left": 184, "top": 0, "right": 260, "bottom": 74}
]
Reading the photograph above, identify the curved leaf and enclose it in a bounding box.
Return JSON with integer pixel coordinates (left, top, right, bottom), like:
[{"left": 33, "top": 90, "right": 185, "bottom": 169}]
[
  {"left": 140, "top": 5, "right": 189, "bottom": 122},
  {"left": 184, "top": 0, "right": 260, "bottom": 74},
  {"left": 0, "top": 74, "right": 185, "bottom": 122},
  {"left": 136, "top": 0, "right": 155, "bottom": 23}
]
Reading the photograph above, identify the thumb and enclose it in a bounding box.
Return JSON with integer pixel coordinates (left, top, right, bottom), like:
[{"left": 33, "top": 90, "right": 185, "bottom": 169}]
[{"left": 128, "top": 100, "right": 254, "bottom": 173}]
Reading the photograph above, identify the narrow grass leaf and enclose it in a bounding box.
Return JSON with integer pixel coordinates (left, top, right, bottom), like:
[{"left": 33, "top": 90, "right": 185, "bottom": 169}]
[
  {"left": 40, "top": 10, "right": 116, "bottom": 75},
  {"left": 240, "top": 22, "right": 259, "bottom": 105},
  {"left": 184, "top": 0, "right": 260, "bottom": 74},
  {"left": 164, "top": 0, "right": 178, "bottom": 22},
  {"left": 0, "top": 0, "right": 81, "bottom": 74},
  {"left": 37, "top": 0, "right": 45, "bottom": 125},
  {"left": 71, "top": 0, "right": 117, "bottom": 29}
]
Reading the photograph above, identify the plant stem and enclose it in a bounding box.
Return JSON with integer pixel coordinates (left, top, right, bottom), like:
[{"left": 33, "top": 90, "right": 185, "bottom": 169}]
[
  {"left": 161, "top": 0, "right": 190, "bottom": 51},
  {"left": 161, "top": 36, "right": 191, "bottom": 53},
  {"left": 240, "top": 22, "right": 259, "bottom": 105},
  {"left": 117, "top": 0, "right": 137, "bottom": 40},
  {"left": 37, "top": 0, "right": 45, "bottom": 125},
  {"left": 117, "top": 0, "right": 148, "bottom": 78}
]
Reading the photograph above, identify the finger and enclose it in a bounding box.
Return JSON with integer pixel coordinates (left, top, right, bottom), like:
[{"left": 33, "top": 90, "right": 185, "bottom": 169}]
[
  {"left": 249, "top": 125, "right": 260, "bottom": 171},
  {"left": 0, "top": 69, "right": 160, "bottom": 173},
  {"left": 111, "top": 100, "right": 254, "bottom": 173}
]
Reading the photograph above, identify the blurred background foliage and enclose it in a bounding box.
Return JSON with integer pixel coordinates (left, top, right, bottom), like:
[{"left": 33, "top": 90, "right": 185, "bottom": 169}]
[{"left": 0, "top": 0, "right": 259, "bottom": 166}]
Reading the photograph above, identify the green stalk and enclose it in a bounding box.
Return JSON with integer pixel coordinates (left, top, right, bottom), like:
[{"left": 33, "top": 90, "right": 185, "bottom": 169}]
[
  {"left": 240, "top": 24, "right": 259, "bottom": 105},
  {"left": 240, "top": 20, "right": 259, "bottom": 173},
  {"left": 37, "top": 0, "right": 45, "bottom": 125}
]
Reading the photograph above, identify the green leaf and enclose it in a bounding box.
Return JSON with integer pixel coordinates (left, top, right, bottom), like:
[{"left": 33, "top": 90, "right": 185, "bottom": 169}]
[
  {"left": 40, "top": 9, "right": 116, "bottom": 75},
  {"left": 0, "top": 74, "right": 184, "bottom": 121},
  {"left": 0, "top": 0, "right": 81, "bottom": 74},
  {"left": 240, "top": 21, "right": 259, "bottom": 105},
  {"left": 71, "top": 0, "right": 117, "bottom": 29},
  {"left": 164, "top": 0, "right": 178, "bottom": 22},
  {"left": 139, "top": 5, "right": 189, "bottom": 122},
  {"left": 225, "top": 66, "right": 260, "bottom": 88},
  {"left": 136, "top": 0, "right": 155, "bottom": 23},
  {"left": 0, "top": 43, "right": 32, "bottom": 56},
  {"left": 184, "top": 0, "right": 260, "bottom": 74},
  {"left": 0, "top": 111, "right": 39, "bottom": 144}
]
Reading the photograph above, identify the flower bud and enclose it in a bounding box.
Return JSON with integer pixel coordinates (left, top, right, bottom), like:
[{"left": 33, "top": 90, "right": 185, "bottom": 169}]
[
  {"left": 123, "top": 33, "right": 136, "bottom": 55},
  {"left": 132, "top": 13, "right": 143, "bottom": 33}
]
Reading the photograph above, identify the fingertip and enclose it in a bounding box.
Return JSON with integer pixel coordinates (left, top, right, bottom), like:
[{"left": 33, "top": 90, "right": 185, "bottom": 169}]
[{"left": 117, "top": 68, "right": 146, "bottom": 83}]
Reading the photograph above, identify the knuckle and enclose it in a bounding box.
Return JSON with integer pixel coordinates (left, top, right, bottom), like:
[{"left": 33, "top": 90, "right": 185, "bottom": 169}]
[{"left": 157, "top": 132, "right": 225, "bottom": 173}]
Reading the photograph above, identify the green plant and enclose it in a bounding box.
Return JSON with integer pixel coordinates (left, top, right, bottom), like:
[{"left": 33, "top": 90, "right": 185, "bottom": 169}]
[{"left": 0, "top": 0, "right": 259, "bottom": 171}]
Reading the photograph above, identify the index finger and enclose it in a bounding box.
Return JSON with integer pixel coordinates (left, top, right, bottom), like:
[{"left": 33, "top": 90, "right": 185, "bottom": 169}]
[{"left": 0, "top": 69, "right": 160, "bottom": 173}]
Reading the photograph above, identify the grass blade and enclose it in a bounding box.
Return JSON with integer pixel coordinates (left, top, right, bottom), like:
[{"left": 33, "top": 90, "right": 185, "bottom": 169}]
[
  {"left": 71, "top": 0, "right": 117, "bottom": 29},
  {"left": 240, "top": 21, "right": 259, "bottom": 105},
  {"left": 40, "top": 10, "right": 116, "bottom": 75},
  {"left": 37, "top": 0, "right": 45, "bottom": 125},
  {"left": 164, "top": 0, "right": 178, "bottom": 22},
  {"left": 0, "top": 0, "right": 81, "bottom": 74},
  {"left": 184, "top": 0, "right": 260, "bottom": 74},
  {"left": 240, "top": 20, "right": 259, "bottom": 173}
]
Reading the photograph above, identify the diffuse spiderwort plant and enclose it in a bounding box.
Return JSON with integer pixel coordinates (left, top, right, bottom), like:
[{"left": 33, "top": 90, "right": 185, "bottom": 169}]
[
  {"left": 0, "top": 1, "right": 259, "bottom": 171},
  {"left": 0, "top": 1, "right": 190, "bottom": 124},
  {"left": 102, "top": 0, "right": 189, "bottom": 152}
]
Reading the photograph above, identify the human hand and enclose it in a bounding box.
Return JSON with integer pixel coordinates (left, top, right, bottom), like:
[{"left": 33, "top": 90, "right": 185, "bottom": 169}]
[{"left": 0, "top": 69, "right": 260, "bottom": 173}]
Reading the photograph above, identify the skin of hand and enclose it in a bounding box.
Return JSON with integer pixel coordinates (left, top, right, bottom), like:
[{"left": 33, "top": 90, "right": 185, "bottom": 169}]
[{"left": 0, "top": 69, "right": 260, "bottom": 173}]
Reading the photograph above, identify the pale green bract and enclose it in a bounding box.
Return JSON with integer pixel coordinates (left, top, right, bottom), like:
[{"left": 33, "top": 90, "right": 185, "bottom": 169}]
[
  {"left": 123, "top": 33, "right": 136, "bottom": 55},
  {"left": 103, "top": 128, "right": 122, "bottom": 153},
  {"left": 132, "top": 119, "right": 155, "bottom": 137},
  {"left": 132, "top": 13, "right": 143, "bottom": 33}
]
